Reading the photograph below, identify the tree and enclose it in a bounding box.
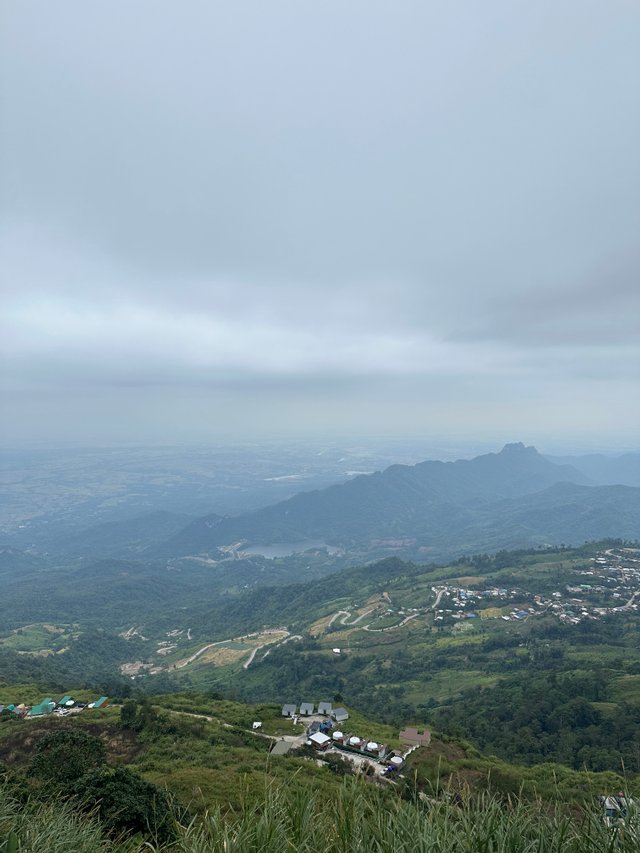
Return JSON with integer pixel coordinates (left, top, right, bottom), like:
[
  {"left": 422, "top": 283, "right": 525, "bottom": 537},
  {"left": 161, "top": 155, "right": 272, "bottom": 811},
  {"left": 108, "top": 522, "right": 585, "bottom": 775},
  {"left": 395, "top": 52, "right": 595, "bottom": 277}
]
[
  {"left": 28, "top": 730, "right": 105, "bottom": 784},
  {"left": 71, "top": 766, "right": 175, "bottom": 843},
  {"left": 135, "top": 696, "right": 163, "bottom": 732},
  {"left": 119, "top": 699, "right": 138, "bottom": 728}
]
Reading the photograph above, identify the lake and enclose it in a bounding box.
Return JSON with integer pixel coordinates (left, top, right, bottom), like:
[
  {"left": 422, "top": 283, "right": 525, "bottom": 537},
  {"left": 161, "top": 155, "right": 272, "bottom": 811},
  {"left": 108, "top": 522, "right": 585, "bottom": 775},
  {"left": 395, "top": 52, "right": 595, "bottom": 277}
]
[{"left": 242, "top": 540, "right": 340, "bottom": 559}]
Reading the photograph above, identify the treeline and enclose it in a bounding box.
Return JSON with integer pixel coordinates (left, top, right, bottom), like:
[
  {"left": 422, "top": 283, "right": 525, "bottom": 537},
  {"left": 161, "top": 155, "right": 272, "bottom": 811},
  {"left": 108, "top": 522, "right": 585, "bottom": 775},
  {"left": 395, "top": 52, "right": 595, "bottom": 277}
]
[
  {"left": 435, "top": 671, "right": 640, "bottom": 772},
  {"left": 455, "top": 539, "right": 636, "bottom": 570},
  {"left": 1, "top": 726, "right": 176, "bottom": 847},
  {"left": 430, "top": 615, "right": 640, "bottom": 771}
]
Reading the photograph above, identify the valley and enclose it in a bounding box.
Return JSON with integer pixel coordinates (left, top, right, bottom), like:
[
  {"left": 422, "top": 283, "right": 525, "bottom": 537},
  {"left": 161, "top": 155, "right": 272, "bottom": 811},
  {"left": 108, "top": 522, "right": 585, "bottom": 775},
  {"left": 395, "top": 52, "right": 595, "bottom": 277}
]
[
  {"left": 2, "top": 444, "right": 640, "bottom": 783},
  {"left": 100, "top": 543, "right": 640, "bottom": 690},
  {"left": 6, "top": 539, "right": 640, "bottom": 778}
]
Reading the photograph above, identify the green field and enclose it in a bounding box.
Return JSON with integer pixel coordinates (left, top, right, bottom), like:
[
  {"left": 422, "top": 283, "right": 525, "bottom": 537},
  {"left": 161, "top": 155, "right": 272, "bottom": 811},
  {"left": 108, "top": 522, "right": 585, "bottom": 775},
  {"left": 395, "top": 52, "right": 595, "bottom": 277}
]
[{"left": 0, "top": 622, "right": 78, "bottom": 655}]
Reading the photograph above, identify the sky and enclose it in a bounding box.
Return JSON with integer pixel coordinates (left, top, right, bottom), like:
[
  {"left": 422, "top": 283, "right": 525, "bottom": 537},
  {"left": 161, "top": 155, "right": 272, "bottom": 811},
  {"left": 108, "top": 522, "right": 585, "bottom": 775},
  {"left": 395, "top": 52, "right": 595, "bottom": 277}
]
[{"left": 1, "top": 1, "right": 639, "bottom": 450}]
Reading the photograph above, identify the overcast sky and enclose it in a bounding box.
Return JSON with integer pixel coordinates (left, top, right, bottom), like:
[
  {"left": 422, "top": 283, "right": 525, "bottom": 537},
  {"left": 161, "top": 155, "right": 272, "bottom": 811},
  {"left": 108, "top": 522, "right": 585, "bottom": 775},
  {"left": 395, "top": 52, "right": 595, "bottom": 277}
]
[{"left": 1, "top": 1, "right": 639, "bottom": 450}]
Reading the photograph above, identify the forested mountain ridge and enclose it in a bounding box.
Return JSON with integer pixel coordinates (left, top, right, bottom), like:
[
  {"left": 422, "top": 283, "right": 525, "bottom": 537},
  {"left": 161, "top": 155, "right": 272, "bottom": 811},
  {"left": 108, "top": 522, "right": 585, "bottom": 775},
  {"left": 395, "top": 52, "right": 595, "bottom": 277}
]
[
  {"left": 431, "top": 482, "right": 640, "bottom": 554},
  {"left": 51, "top": 510, "right": 195, "bottom": 558},
  {"left": 161, "top": 444, "right": 638, "bottom": 558},
  {"left": 7, "top": 444, "right": 636, "bottom": 566}
]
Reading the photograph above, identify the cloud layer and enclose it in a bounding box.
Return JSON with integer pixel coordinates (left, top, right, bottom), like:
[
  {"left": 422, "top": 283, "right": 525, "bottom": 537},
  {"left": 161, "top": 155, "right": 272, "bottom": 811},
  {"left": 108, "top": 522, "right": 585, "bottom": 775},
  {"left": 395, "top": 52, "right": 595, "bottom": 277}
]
[{"left": 1, "top": 1, "right": 639, "bottom": 446}]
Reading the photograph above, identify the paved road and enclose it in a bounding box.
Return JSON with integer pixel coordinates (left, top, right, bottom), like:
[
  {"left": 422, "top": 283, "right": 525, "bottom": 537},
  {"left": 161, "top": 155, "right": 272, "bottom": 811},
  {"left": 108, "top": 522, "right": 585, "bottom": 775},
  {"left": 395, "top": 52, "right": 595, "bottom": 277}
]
[
  {"left": 175, "top": 629, "right": 290, "bottom": 670},
  {"left": 327, "top": 610, "right": 350, "bottom": 628},
  {"left": 431, "top": 588, "right": 446, "bottom": 610},
  {"left": 174, "top": 642, "right": 220, "bottom": 669},
  {"left": 341, "top": 607, "right": 376, "bottom": 625},
  {"left": 245, "top": 634, "right": 302, "bottom": 668}
]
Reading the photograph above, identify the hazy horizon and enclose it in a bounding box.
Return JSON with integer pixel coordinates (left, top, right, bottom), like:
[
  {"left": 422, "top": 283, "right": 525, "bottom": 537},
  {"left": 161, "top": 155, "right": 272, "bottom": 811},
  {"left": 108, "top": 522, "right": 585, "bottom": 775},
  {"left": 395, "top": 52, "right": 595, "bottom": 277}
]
[
  {"left": 2, "top": 435, "right": 637, "bottom": 461},
  {"left": 2, "top": 2, "right": 638, "bottom": 448}
]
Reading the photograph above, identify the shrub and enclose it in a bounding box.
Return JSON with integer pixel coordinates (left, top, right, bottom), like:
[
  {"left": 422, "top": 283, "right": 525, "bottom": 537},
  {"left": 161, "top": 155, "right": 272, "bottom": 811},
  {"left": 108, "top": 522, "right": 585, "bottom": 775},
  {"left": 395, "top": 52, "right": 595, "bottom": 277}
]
[
  {"left": 27, "top": 731, "right": 105, "bottom": 785},
  {"left": 71, "top": 765, "right": 175, "bottom": 844}
]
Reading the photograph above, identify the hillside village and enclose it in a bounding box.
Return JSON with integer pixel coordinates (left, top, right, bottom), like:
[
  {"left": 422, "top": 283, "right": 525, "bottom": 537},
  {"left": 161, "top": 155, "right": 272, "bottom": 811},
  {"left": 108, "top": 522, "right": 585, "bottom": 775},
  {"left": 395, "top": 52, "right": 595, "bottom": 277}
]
[
  {"left": 314, "top": 547, "right": 640, "bottom": 636},
  {"left": 432, "top": 547, "right": 640, "bottom": 627}
]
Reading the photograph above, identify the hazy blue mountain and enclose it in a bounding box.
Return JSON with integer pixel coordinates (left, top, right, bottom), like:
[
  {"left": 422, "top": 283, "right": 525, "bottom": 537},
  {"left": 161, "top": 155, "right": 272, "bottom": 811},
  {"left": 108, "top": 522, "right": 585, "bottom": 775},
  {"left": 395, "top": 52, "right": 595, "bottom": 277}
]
[
  {"left": 0, "top": 547, "right": 50, "bottom": 583},
  {"left": 0, "top": 558, "right": 189, "bottom": 630},
  {"left": 434, "top": 482, "right": 640, "bottom": 554},
  {"left": 546, "top": 452, "right": 640, "bottom": 487},
  {"left": 162, "top": 443, "right": 593, "bottom": 555},
  {"left": 52, "top": 510, "right": 195, "bottom": 558}
]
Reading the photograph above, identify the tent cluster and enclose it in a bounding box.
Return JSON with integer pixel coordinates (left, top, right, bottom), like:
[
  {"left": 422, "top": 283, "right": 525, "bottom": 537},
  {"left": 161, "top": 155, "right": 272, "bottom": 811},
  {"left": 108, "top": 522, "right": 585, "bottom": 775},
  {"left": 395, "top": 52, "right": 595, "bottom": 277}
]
[{"left": 0, "top": 694, "right": 109, "bottom": 719}]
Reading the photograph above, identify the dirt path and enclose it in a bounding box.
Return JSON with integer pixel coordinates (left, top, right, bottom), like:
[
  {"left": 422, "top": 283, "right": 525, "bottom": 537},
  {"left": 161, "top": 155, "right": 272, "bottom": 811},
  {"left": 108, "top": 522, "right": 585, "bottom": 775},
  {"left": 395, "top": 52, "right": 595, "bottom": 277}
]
[
  {"left": 261, "top": 634, "right": 302, "bottom": 662},
  {"left": 243, "top": 645, "right": 263, "bottom": 669},
  {"left": 163, "top": 709, "right": 279, "bottom": 743},
  {"left": 620, "top": 590, "right": 640, "bottom": 610},
  {"left": 363, "top": 611, "right": 420, "bottom": 633},
  {"left": 245, "top": 633, "right": 300, "bottom": 668}
]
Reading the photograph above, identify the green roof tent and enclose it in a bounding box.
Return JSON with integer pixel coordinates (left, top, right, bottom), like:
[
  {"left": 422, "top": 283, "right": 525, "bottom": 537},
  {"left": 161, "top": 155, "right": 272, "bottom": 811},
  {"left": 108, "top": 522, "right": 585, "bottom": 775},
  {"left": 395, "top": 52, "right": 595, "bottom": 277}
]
[
  {"left": 58, "top": 695, "right": 73, "bottom": 706},
  {"left": 92, "top": 696, "right": 109, "bottom": 709},
  {"left": 28, "top": 698, "right": 55, "bottom": 717}
]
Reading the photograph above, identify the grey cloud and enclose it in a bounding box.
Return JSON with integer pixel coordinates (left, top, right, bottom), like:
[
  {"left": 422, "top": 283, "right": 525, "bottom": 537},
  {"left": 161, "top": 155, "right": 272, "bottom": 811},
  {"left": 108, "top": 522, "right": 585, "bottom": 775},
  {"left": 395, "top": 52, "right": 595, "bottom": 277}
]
[
  {"left": 4, "top": 1, "right": 638, "bottom": 280},
  {"left": 447, "top": 246, "right": 640, "bottom": 348},
  {"left": 1, "top": 1, "right": 639, "bottom": 446}
]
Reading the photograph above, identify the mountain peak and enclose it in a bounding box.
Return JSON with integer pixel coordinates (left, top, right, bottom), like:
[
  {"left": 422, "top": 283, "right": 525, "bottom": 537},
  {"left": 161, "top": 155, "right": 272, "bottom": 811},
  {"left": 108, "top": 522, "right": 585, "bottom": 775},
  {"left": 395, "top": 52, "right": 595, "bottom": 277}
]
[{"left": 500, "top": 442, "right": 535, "bottom": 455}]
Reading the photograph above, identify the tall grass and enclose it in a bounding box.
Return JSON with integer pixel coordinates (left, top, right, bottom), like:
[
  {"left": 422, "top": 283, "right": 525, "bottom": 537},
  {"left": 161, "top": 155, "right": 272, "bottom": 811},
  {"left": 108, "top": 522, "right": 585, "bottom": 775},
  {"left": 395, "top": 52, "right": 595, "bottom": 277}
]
[
  {"left": 0, "top": 779, "right": 144, "bottom": 852},
  {"left": 168, "top": 782, "right": 639, "bottom": 853},
  {"left": 0, "top": 796, "right": 108, "bottom": 851},
  {"left": 2, "top": 776, "right": 638, "bottom": 852}
]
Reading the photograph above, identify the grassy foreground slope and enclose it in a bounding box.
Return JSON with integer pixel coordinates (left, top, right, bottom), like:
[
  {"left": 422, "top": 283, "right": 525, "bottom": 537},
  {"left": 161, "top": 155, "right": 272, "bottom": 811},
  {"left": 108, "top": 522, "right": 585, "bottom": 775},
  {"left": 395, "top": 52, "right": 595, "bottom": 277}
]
[
  {"left": 2, "top": 779, "right": 640, "bottom": 852},
  {"left": 1, "top": 690, "right": 640, "bottom": 851}
]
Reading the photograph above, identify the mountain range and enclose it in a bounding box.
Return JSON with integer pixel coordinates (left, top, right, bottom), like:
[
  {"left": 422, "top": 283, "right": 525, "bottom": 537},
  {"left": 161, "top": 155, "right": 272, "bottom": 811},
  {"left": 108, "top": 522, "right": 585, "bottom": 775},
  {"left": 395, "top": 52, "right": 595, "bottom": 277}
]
[{"left": 161, "top": 443, "right": 640, "bottom": 559}]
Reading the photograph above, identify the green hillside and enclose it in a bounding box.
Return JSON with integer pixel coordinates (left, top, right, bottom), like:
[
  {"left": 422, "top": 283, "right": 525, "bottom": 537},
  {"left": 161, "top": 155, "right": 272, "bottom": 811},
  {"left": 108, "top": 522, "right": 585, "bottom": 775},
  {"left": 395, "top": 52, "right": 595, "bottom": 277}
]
[
  {"left": 3, "top": 542, "right": 640, "bottom": 779},
  {"left": 152, "top": 543, "right": 640, "bottom": 775},
  {"left": 0, "top": 688, "right": 638, "bottom": 851}
]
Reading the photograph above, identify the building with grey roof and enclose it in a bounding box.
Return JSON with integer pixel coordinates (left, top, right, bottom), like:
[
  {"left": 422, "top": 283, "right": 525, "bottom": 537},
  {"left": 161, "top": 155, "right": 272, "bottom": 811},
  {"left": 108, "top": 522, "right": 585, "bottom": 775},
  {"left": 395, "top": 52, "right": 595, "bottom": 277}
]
[{"left": 271, "top": 740, "right": 293, "bottom": 755}]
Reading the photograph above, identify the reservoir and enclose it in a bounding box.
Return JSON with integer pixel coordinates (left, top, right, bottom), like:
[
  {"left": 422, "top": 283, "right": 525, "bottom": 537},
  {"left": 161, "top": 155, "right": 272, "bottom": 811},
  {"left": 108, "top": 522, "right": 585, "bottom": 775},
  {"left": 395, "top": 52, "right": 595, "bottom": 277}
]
[{"left": 242, "top": 540, "right": 340, "bottom": 558}]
